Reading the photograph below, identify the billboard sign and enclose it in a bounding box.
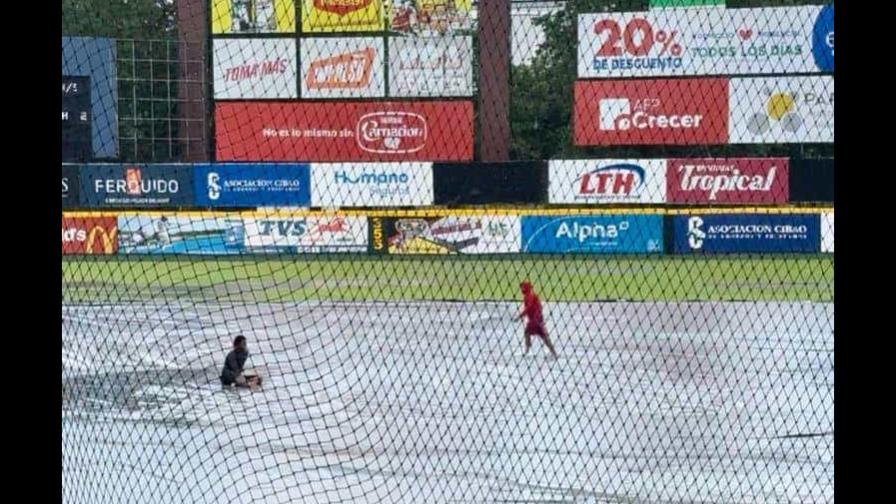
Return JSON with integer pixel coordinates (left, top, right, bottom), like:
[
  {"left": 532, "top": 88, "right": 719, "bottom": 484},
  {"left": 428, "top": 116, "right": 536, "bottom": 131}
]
[
  {"left": 62, "top": 165, "right": 81, "bottom": 209},
  {"left": 62, "top": 216, "right": 119, "bottom": 255},
  {"left": 211, "top": 0, "right": 296, "bottom": 34},
  {"left": 301, "top": 0, "right": 385, "bottom": 32},
  {"left": 667, "top": 158, "right": 788, "bottom": 204},
  {"left": 673, "top": 214, "right": 820, "bottom": 253},
  {"left": 311, "top": 162, "right": 433, "bottom": 207},
  {"left": 118, "top": 215, "right": 245, "bottom": 254},
  {"left": 574, "top": 78, "right": 729, "bottom": 146},
  {"left": 729, "top": 76, "right": 834, "bottom": 144},
  {"left": 521, "top": 215, "right": 664, "bottom": 254},
  {"left": 579, "top": 5, "right": 834, "bottom": 78},
  {"left": 369, "top": 215, "right": 521, "bottom": 254},
  {"left": 215, "top": 101, "right": 473, "bottom": 161},
  {"left": 213, "top": 38, "right": 298, "bottom": 99},
  {"left": 300, "top": 37, "right": 385, "bottom": 98},
  {"left": 80, "top": 164, "right": 194, "bottom": 208},
  {"left": 549, "top": 159, "right": 666, "bottom": 204},
  {"left": 243, "top": 216, "right": 369, "bottom": 252},
  {"left": 388, "top": 0, "right": 474, "bottom": 36},
  {"left": 388, "top": 36, "right": 473, "bottom": 97},
  {"left": 821, "top": 211, "right": 834, "bottom": 253},
  {"left": 194, "top": 164, "right": 311, "bottom": 207}
]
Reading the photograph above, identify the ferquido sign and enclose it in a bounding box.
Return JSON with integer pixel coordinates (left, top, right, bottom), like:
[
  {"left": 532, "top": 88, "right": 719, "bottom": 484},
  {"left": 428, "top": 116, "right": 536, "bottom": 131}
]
[{"left": 80, "top": 164, "right": 194, "bottom": 208}]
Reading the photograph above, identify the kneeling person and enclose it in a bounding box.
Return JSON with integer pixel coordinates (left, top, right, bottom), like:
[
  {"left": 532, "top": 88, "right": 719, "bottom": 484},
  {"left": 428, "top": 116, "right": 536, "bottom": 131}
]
[{"left": 221, "top": 336, "right": 262, "bottom": 388}]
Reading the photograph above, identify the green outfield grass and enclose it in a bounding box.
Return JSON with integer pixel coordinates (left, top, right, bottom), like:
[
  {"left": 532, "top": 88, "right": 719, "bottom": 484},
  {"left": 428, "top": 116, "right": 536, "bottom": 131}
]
[{"left": 62, "top": 255, "right": 834, "bottom": 303}]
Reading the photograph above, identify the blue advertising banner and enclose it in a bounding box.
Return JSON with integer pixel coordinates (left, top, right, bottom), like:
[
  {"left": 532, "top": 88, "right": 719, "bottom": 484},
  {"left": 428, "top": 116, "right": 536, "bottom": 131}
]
[
  {"left": 194, "top": 164, "right": 311, "bottom": 207},
  {"left": 521, "top": 215, "right": 663, "bottom": 254},
  {"left": 672, "top": 214, "right": 821, "bottom": 253},
  {"left": 117, "top": 215, "right": 244, "bottom": 255},
  {"left": 80, "top": 164, "right": 194, "bottom": 208}
]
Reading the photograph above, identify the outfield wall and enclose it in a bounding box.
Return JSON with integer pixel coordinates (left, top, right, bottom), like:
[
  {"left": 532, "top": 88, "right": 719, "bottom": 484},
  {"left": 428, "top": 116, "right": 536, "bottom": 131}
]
[
  {"left": 62, "top": 209, "right": 833, "bottom": 256},
  {"left": 62, "top": 158, "right": 834, "bottom": 209}
]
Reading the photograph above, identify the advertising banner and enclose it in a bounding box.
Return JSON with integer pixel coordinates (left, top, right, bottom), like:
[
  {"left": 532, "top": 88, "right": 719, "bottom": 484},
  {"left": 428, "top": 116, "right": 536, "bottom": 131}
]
[
  {"left": 667, "top": 158, "right": 788, "bottom": 204},
  {"left": 579, "top": 5, "right": 834, "bottom": 78},
  {"left": 243, "top": 216, "right": 369, "bottom": 252},
  {"left": 212, "top": 0, "right": 296, "bottom": 34},
  {"left": 388, "top": 36, "right": 473, "bottom": 97},
  {"left": 300, "top": 37, "right": 385, "bottom": 99},
  {"left": 62, "top": 76, "right": 92, "bottom": 162},
  {"left": 368, "top": 215, "right": 521, "bottom": 255},
  {"left": 194, "top": 164, "right": 311, "bottom": 207},
  {"left": 311, "top": 162, "right": 432, "bottom": 207},
  {"left": 301, "top": 0, "right": 385, "bottom": 32},
  {"left": 80, "top": 164, "right": 194, "bottom": 208},
  {"left": 729, "top": 75, "right": 833, "bottom": 144},
  {"left": 213, "top": 39, "right": 298, "bottom": 99},
  {"left": 672, "top": 214, "right": 820, "bottom": 253},
  {"left": 62, "top": 165, "right": 81, "bottom": 209},
  {"left": 118, "top": 215, "right": 245, "bottom": 255},
  {"left": 388, "top": 0, "right": 474, "bottom": 36},
  {"left": 215, "top": 101, "right": 473, "bottom": 161},
  {"left": 62, "top": 216, "right": 119, "bottom": 255},
  {"left": 549, "top": 159, "right": 666, "bottom": 204},
  {"left": 574, "top": 78, "right": 729, "bottom": 146},
  {"left": 521, "top": 215, "right": 664, "bottom": 254},
  {"left": 821, "top": 211, "right": 834, "bottom": 253}
]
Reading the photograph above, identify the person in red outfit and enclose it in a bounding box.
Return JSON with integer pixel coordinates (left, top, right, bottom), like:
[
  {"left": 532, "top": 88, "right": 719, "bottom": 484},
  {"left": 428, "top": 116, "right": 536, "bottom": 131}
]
[{"left": 517, "top": 281, "right": 558, "bottom": 357}]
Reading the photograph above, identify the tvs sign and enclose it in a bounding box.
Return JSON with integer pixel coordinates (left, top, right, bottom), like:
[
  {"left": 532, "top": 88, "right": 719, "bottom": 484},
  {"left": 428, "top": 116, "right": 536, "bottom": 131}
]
[
  {"left": 311, "top": 162, "right": 433, "bottom": 207},
  {"left": 62, "top": 217, "right": 118, "bottom": 255},
  {"left": 300, "top": 38, "right": 384, "bottom": 98},
  {"left": 243, "top": 216, "right": 369, "bottom": 252},
  {"left": 667, "top": 158, "right": 788, "bottom": 204},
  {"left": 215, "top": 101, "right": 472, "bottom": 162},
  {"left": 574, "top": 78, "right": 728, "bottom": 145},
  {"left": 549, "top": 159, "right": 666, "bottom": 204}
]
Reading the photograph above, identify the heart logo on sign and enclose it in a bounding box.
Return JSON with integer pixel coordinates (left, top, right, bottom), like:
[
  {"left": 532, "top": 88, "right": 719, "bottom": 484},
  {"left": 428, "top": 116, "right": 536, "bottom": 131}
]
[
  {"left": 384, "top": 137, "right": 401, "bottom": 150},
  {"left": 737, "top": 29, "right": 754, "bottom": 41}
]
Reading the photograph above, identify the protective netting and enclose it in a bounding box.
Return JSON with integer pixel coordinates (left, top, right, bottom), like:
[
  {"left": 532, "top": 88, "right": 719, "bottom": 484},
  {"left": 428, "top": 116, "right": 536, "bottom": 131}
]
[{"left": 62, "top": 1, "right": 834, "bottom": 503}]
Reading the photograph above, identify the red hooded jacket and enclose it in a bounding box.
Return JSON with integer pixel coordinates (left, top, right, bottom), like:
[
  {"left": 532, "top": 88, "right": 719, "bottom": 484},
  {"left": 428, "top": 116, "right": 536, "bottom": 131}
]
[{"left": 520, "top": 282, "right": 543, "bottom": 325}]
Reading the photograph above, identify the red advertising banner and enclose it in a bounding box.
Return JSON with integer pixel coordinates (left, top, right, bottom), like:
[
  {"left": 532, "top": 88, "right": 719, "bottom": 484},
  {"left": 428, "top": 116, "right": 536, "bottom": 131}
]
[
  {"left": 667, "top": 158, "right": 789, "bottom": 204},
  {"left": 215, "top": 101, "right": 473, "bottom": 161},
  {"left": 574, "top": 78, "right": 729, "bottom": 146},
  {"left": 62, "top": 216, "right": 119, "bottom": 255}
]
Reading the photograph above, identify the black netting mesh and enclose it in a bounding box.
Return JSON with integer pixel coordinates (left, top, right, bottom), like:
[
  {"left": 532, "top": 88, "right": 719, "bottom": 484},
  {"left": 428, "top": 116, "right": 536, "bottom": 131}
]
[{"left": 62, "top": 1, "right": 834, "bottom": 502}]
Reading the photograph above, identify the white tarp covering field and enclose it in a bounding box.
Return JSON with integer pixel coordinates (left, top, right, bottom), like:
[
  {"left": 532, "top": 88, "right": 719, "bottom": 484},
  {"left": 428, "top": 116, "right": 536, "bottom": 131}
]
[{"left": 62, "top": 300, "right": 833, "bottom": 503}]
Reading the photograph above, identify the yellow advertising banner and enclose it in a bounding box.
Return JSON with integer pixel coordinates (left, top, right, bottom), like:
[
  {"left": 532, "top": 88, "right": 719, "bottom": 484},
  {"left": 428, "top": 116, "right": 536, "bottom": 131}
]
[
  {"left": 301, "top": 0, "right": 385, "bottom": 33},
  {"left": 212, "top": 0, "right": 296, "bottom": 34},
  {"left": 387, "top": 0, "right": 473, "bottom": 36}
]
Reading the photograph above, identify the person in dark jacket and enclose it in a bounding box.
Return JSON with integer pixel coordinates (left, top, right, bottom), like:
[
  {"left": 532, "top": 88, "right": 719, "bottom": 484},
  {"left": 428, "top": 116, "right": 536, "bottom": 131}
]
[{"left": 220, "top": 336, "right": 260, "bottom": 388}]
